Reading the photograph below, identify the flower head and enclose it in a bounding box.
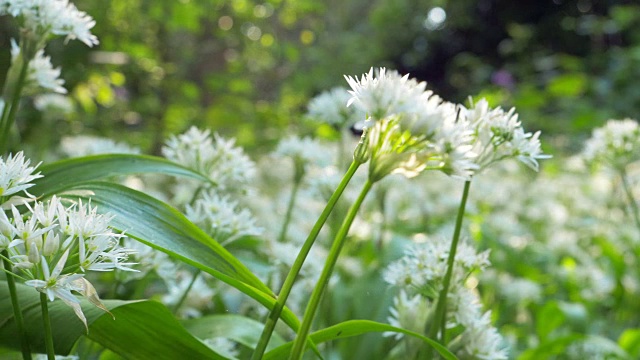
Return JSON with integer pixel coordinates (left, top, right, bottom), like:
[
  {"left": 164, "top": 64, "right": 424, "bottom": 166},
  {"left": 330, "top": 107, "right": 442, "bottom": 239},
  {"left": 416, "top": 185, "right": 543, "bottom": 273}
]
[
  {"left": 345, "top": 67, "right": 427, "bottom": 120},
  {"left": 0, "top": 151, "right": 42, "bottom": 199},
  {"left": 5, "top": 196, "right": 135, "bottom": 327},
  {"left": 307, "top": 87, "right": 365, "bottom": 128},
  {"left": 1, "top": 0, "right": 99, "bottom": 47},
  {"left": 582, "top": 118, "right": 640, "bottom": 170},
  {"left": 163, "top": 127, "right": 256, "bottom": 191},
  {"left": 463, "top": 98, "right": 551, "bottom": 173},
  {"left": 11, "top": 39, "right": 66, "bottom": 94}
]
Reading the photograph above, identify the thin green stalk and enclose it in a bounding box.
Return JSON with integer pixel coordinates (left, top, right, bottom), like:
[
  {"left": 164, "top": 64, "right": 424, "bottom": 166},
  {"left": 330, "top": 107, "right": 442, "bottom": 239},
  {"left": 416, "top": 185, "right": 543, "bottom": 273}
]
[
  {"left": 620, "top": 168, "right": 640, "bottom": 235},
  {"left": 0, "top": 53, "right": 30, "bottom": 153},
  {"left": 289, "top": 179, "right": 373, "bottom": 360},
  {"left": 173, "top": 269, "right": 201, "bottom": 315},
  {"left": 251, "top": 160, "right": 360, "bottom": 360},
  {"left": 278, "top": 170, "right": 303, "bottom": 243},
  {"left": 2, "top": 250, "right": 32, "bottom": 360},
  {"left": 429, "top": 180, "right": 472, "bottom": 346},
  {"left": 39, "top": 292, "right": 56, "bottom": 360}
]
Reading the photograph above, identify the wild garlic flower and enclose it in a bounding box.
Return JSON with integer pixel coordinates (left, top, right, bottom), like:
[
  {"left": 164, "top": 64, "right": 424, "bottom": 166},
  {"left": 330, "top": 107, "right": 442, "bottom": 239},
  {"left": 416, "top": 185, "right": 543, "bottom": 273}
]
[
  {"left": 345, "top": 67, "right": 427, "bottom": 120},
  {"left": 185, "top": 190, "right": 263, "bottom": 245},
  {"left": 582, "top": 118, "right": 640, "bottom": 170},
  {"left": 455, "top": 311, "right": 508, "bottom": 360},
  {"left": 2, "top": 196, "right": 136, "bottom": 328},
  {"left": 463, "top": 98, "right": 551, "bottom": 172},
  {"left": 163, "top": 127, "right": 256, "bottom": 191},
  {"left": 274, "top": 135, "right": 333, "bottom": 180},
  {"left": 59, "top": 135, "right": 141, "bottom": 157},
  {"left": 383, "top": 235, "right": 490, "bottom": 297},
  {"left": 1, "top": 0, "right": 99, "bottom": 47},
  {"left": 344, "top": 68, "right": 478, "bottom": 181},
  {"left": 307, "top": 87, "right": 364, "bottom": 128},
  {"left": 34, "top": 93, "right": 74, "bottom": 114},
  {"left": 162, "top": 270, "right": 215, "bottom": 318},
  {"left": 10, "top": 39, "right": 66, "bottom": 94},
  {"left": 384, "top": 290, "right": 430, "bottom": 340},
  {"left": 0, "top": 151, "right": 42, "bottom": 199}
]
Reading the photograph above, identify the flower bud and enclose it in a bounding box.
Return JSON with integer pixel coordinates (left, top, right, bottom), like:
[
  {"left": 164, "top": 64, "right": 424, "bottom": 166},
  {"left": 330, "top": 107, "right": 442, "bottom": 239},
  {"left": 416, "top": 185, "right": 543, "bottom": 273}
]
[
  {"left": 27, "top": 241, "right": 40, "bottom": 264},
  {"left": 43, "top": 231, "right": 60, "bottom": 257}
]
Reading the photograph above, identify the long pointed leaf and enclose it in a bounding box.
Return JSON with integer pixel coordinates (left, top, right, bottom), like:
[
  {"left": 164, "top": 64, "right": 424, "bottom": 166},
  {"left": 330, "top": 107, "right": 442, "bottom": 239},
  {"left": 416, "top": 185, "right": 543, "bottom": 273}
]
[
  {"left": 0, "top": 282, "right": 227, "bottom": 359},
  {"left": 65, "top": 181, "right": 302, "bottom": 333},
  {"left": 30, "top": 154, "right": 212, "bottom": 197},
  {"left": 264, "top": 319, "right": 457, "bottom": 360}
]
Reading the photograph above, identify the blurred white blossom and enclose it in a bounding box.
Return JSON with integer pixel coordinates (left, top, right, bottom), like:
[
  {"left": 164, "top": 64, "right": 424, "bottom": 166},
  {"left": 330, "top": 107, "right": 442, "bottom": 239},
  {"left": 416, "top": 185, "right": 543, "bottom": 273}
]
[
  {"left": 583, "top": 118, "right": 640, "bottom": 170},
  {"left": 11, "top": 39, "right": 66, "bottom": 94},
  {"left": 1, "top": 0, "right": 98, "bottom": 47}
]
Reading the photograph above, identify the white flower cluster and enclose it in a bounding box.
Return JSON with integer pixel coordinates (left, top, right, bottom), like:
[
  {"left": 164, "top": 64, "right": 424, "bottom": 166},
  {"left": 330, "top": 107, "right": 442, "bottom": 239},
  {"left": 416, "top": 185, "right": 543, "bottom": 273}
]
[
  {"left": 383, "top": 236, "right": 507, "bottom": 359},
  {"left": 1, "top": 195, "right": 136, "bottom": 327},
  {"left": 307, "top": 87, "right": 364, "bottom": 128},
  {"left": 185, "top": 190, "right": 263, "bottom": 245},
  {"left": 1, "top": 0, "right": 98, "bottom": 47},
  {"left": 0, "top": 151, "right": 42, "bottom": 199},
  {"left": 10, "top": 39, "right": 66, "bottom": 94},
  {"left": 463, "top": 98, "right": 551, "bottom": 172},
  {"left": 383, "top": 236, "right": 490, "bottom": 291},
  {"left": 274, "top": 135, "right": 332, "bottom": 178},
  {"left": 163, "top": 127, "right": 256, "bottom": 192},
  {"left": 582, "top": 118, "right": 640, "bottom": 170},
  {"left": 344, "top": 67, "right": 550, "bottom": 181}
]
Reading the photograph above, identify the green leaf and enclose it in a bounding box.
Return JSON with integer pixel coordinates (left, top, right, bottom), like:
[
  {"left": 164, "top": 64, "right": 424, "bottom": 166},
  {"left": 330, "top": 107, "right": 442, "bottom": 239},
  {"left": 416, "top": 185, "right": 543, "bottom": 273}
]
[
  {"left": 88, "top": 301, "right": 228, "bottom": 360},
  {"left": 263, "top": 320, "right": 457, "bottom": 360},
  {"left": 619, "top": 329, "right": 640, "bottom": 357},
  {"left": 182, "top": 314, "right": 286, "bottom": 351},
  {"left": 0, "top": 282, "right": 226, "bottom": 359},
  {"left": 536, "top": 301, "right": 565, "bottom": 341},
  {"left": 518, "top": 334, "right": 585, "bottom": 360},
  {"left": 64, "top": 182, "right": 302, "bottom": 333},
  {"left": 30, "top": 154, "right": 212, "bottom": 197}
]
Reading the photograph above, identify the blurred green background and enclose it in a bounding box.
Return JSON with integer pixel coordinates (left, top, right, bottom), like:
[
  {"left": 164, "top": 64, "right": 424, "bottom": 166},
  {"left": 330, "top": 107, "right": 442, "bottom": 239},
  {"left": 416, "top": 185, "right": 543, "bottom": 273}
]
[{"left": 2, "top": 0, "right": 640, "bottom": 154}]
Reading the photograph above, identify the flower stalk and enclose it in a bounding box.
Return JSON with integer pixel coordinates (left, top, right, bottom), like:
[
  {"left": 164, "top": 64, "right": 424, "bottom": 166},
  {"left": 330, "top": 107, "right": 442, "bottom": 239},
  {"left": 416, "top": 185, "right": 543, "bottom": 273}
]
[
  {"left": 2, "top": 250, "right": 32, "bottom": 360},
  {"left": 40, "top": 292, "right": 56, "bottom": 360},
  {"left": 0, "top": 52, "right": 30, "bottom": 153},
  {"left": 251, "top": 160, "right": 360, "bottom": 360},
  {"left": 288, "top": 179, "right": 373, "bottom": 360},
  {"left": 429, "top": 180, "right": 472, "bottom": 344}
]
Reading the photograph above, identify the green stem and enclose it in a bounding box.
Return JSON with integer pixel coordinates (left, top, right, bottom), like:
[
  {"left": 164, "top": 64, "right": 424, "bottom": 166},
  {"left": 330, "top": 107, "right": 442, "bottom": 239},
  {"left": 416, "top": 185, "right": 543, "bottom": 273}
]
[
  {"left": 289, "top": 179, "right": 373, "bottom": 360},
  {"left": 40, "top": 292, "right": 56, "bottom": 360},
  {"left": 173, "top": 269, "right": 201, "bottom": 315},
  {"left": 429, "top": 180, "right": 472, "bottom": 346},
  {"left": 2, "top": 250, "right": 32, "bottom": 360},
  {"left": 278, "top": 169, "right": 303, "bottom": 243},
  {"left": 620, "top": 168, "right": 640, "bottom": 236},
  {"left": 251, "top": 160, "right": 360, "bottom": 360},
  {"left": 0, "top": 52, "right": 30, "bottom": 153}
]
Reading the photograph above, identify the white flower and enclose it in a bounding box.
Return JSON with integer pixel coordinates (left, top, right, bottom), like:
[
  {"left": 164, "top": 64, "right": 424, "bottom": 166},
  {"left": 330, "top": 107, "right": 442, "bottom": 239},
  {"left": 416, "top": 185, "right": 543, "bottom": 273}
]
[
  {"left": 463, "top": 98, "right": 551, "bottom": 173},
  {"left": 456, "top": 311, "right": 508, "bottom": 360},
  {"left": 307, "top": 87, "right": 364, "bottom": 127},
  {"left": 33, "top": 93, "right": 74, "bottom": 114},
  {"left": 163, "top": 127, "right": 256, "bottom": 191},
  {"left": 345, "top": 67, "right": 427, "bottom": 120},
  {"left": 583, "top": 118, "right": 640, "bottom": 170},
  {"left": 185, "top": 190, "right": 263, "bottom": 245},
  {"left": 162, "top": 270, "right": 215, "bottom": 318},
  {"left": 11, "top": 39, "right": 66, "bottom": 94},
  {"left": 384, "top": 290, "right": 431, "bottom": 340},
  {"left": 0, "top": 151, "right": 43, "bottom": 198},
  {"left": 2, "top": 0, "right": 99, "bottom": 46},
  {"left": 383, "top": 236, "right": 490, "bottom": 295},
  {"left": 274, "top": 135, "right": 333, "bottom": 174},
  {"left": 24, "top": 249, "right": 82, "bottom": 303}
]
